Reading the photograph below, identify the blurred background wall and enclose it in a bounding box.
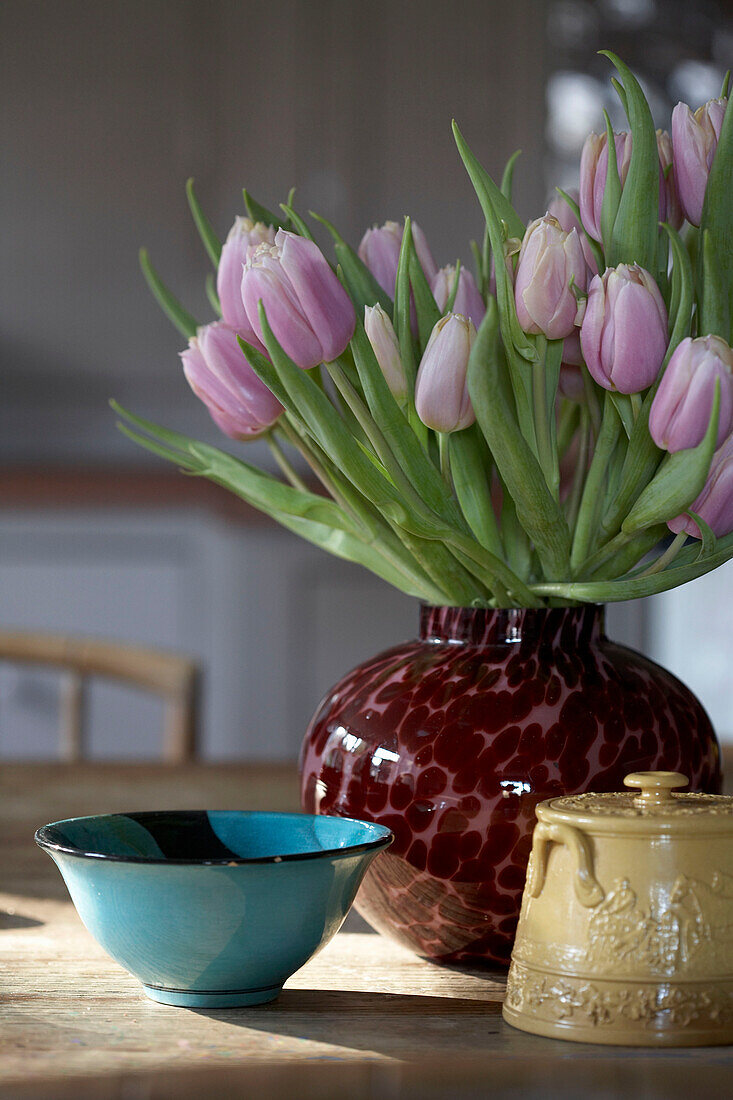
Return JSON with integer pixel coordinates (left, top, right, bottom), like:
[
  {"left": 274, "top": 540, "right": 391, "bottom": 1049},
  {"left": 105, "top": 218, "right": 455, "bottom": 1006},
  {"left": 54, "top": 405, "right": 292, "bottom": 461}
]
[{"left": 0, "top": 0, "right": 730, "bottom": 759}]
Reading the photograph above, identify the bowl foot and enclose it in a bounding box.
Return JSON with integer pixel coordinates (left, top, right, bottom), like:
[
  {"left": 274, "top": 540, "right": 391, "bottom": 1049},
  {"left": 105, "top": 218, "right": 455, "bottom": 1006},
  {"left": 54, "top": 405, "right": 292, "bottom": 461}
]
[{"left": 142, "top": 983, "right": 282, "bottom": 1008}]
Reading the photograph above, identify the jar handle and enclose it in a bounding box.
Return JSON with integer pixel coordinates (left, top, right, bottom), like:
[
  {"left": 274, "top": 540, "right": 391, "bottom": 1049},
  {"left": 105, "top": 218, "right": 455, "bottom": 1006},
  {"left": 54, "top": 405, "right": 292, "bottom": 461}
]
[{"left": 527, "top": 822, "right": 604, "bottom": 908}]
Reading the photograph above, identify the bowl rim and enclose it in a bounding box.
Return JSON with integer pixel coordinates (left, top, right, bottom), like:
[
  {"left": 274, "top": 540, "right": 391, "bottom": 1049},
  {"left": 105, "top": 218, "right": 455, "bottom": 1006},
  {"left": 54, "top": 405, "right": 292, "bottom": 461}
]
[{"left": 34, "top": 809, "right": 394, "bottom": 867}]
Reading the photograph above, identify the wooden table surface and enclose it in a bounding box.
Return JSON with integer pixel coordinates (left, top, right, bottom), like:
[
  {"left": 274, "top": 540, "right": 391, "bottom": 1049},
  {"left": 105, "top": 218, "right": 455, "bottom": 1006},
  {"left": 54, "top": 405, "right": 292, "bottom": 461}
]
[{"left": 2, "top": 762, "right": 733, "bottom": 1099}]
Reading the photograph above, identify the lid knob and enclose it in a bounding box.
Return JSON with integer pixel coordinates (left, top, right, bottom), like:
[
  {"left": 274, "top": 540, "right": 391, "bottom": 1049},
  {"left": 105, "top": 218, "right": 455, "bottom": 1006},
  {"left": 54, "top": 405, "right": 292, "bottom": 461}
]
[{"left": 624, "top": 771, "right": 688, "bottom": 806}]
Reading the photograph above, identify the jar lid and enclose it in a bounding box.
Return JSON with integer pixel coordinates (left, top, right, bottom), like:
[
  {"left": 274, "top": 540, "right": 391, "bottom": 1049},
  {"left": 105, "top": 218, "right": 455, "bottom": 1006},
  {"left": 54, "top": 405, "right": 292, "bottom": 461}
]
[{"left": 537, "top": 771, "right": 733, "bottom": 834}]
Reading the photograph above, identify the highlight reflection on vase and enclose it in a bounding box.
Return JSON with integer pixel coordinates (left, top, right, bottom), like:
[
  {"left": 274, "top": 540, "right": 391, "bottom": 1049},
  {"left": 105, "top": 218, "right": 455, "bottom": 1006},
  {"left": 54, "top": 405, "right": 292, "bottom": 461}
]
[{"left": 300, "top": 605, "right": 721, "bottom": 967}]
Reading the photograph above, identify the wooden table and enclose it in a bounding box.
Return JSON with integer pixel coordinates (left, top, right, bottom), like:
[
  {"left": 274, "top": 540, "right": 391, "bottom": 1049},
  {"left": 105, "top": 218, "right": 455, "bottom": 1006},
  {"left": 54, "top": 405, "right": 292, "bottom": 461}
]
[{"left": 2, "top": 763, "right": 733, "bottom": 1099}]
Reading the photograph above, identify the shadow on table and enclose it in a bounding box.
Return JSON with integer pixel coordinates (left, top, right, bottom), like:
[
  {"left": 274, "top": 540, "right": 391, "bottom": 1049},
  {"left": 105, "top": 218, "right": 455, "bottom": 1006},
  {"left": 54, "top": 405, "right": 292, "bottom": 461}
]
[
  {"left": 191, "top": 987, "right": 501, "bottom": 1059},
  {"left": 0, "top": 910, "right": 44, "bottom": 930}
]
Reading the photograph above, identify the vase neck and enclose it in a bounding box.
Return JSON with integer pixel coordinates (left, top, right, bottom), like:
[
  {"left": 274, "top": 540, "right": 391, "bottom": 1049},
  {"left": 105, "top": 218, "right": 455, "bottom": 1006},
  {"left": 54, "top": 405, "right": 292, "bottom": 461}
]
[{"left": 419, "top": 605, "right": 605, "bottom": 648}]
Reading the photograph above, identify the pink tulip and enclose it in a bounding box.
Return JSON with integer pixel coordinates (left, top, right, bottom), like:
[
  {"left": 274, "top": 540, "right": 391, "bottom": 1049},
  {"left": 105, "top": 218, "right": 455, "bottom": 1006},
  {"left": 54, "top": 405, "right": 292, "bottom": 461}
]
[
  {"left": 415, "top": 313, "right": 476, "bottom": 432},
  {"left": 558, "top": 365, "right": 586, "bottom": 403},
  {"left": 580, "top": 264, "right": 668, "bottom": 393},
  {"left": 431, "top": 265, "right": 485, "bottom": 328},
  {"left": 181, "top": 322, "right": 282, "bottom": 439},
  {"left": 358, "top": 220, "right": 438, "bottom": 296},
  {"left": 578, "top": 130, "right": 681, "bottom": 242},
  {"left": 649, "top": 335, "right": 733, "bottom": 453},
  {"left": 579, "top": 131, "right": 633, "bottom": 243},
  {"left": 655, "top": 129, "right": 684, "bottom": 231},
  {"left": 561, "top": 327, "right": 584, "bottom": 366},
  {"left": 672, "top": 97, "right": 727, "bottom": 226},
  {"left": 514, "top": 215, "right": 588, "bottom": 341},
  {"left": 547, "top": 189, "right": 598, "bottom": 274},
  {"left": 217, "top": 216, "right": 276, "bottom": 336},
  {"left": 668, "top": 432, "right": 733, "bottom": 538},
  {"left": 241, "top": 229, "right": 355, "bottom": 368},
  {"left": 364, "top": 304, "right": 407, "bottom": 400}
]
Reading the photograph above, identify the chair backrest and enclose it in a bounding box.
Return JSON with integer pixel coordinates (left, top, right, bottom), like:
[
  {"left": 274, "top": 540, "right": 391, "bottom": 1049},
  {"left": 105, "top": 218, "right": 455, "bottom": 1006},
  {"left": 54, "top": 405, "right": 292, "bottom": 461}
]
[{"left": 0, "top": 630, "right": 199, "bottom": 762}]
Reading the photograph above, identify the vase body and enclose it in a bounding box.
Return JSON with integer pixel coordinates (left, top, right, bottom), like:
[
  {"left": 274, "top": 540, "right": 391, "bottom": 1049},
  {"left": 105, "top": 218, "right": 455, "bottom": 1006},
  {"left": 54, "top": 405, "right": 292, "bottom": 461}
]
[{"left": 300, "top": 605, "right": 721, "bottom": 967}]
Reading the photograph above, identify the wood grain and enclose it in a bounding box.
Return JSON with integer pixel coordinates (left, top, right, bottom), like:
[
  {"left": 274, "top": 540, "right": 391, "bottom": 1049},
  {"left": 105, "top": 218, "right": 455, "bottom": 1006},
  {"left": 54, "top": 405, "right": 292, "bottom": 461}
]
[{"left": 1, "top": 762, "right": 732, "bottom": 1099}]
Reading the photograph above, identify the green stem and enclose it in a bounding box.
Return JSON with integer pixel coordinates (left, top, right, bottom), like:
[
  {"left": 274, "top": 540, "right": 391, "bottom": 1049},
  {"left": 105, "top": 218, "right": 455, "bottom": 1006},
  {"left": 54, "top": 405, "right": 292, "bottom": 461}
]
[
  {"left": 446, "top": 532, "right": 545, "bottom": 608},
  {"left": 639, "top": 530, "right": 688, "bottom": 577},
  {"left": 438, "top": 432, "right": 451, "bottom": 487},
  {"left": 577, "top": 529, "right": 634, "bottom": 579},
  {"left": 532, "top": 348, "right": 557, "bottom": 497},
  {"left": 630, "top": 392, "right": 642, "bottom": 420},
  {"left": 267, "top": 430, "right": 308, "bottom": 492},
  {"left": 564, "top": 407, "right": 591, "bottom": 533},
  {"left": 280, "top": 418, "right": 453, "bottom": 604},
  {"left": 570, "top": 398, "right": 621, "bottom": 572},
  {"left": 581, "top": 370, "right": 602, "bottom": 437}
]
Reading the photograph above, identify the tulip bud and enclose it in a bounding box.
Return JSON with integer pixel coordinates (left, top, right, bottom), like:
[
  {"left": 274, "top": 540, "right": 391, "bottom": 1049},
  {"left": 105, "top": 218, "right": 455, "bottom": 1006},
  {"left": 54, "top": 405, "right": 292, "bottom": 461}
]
[
  {"left": 547, "top": 188, "right": 598, "bottom": 274},
  {"left": 558, "top": 329, "right": 586, "bottom": 401},
  {"left": 672, "top": 97, "right": 727, "bottom": 226},
  {"left": 579, "top": 131, "right": 633, "bottom": 243},
  {"left": 580, "top": 263, "right": 668, "bottom": 393},
  {"left": 217, "top": 216, "right": 276, "bottom": 335},
  {"left": 514, "top": 215, "right": 588, "bottom": 341},
  {"left": 241, "top": 229, "right": 355, "bottom": 368},
  {"left": 414, "top": 313, "right": 476, "bottom": 432},
  {"left": 431, "top": 265, "right": 485, "bottom": 328},
  {"left": 558, "top": 364, "right": 586, "bottom": 403},
  {"left": 364, "top": 304, "right": 407, "bottom": 400},
  {"left": 649, "top": 335, "right": 733, "bottom": 453},
  {"left": 181, "top": 321, "right": 282, "bottom": 439},
  {"left": 358, "top": 219, "right": 438, "bottom": 296},
  {"left": 656, "top": 129, "right": 684, "bottom": 231},
  {"left": 668, "top": 432, "right": 733, "bottom": 538}
]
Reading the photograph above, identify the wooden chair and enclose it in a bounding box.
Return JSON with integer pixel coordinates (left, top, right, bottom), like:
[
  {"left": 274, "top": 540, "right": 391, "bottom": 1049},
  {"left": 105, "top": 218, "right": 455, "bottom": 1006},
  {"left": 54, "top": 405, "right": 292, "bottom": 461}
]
[{"left": 0, "top": 630, "right": 199, "bottom": 762}]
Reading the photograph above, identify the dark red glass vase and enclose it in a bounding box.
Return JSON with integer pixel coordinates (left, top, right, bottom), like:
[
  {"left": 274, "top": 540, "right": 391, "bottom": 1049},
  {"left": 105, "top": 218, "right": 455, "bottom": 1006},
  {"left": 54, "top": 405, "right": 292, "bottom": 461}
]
[{"left": 300, "top": 604, "right": 721, "bottom": 966}]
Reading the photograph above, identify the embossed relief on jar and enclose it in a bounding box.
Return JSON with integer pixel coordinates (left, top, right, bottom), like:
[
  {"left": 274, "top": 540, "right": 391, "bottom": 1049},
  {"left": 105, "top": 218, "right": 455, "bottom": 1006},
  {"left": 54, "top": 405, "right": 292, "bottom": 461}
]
[
  {"left": 505, "top": 961, "right": 733, "bottom": 1030},
  {"left": 515, "top": 868, "right": 733, "bottom": 977},
  {"left": 586, "top": 871, "right": 733, "bottom": 974}
]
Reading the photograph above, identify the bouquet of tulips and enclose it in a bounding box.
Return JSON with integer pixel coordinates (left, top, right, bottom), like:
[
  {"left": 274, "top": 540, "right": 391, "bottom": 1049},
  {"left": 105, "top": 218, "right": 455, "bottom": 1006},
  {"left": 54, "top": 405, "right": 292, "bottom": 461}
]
[{"left": 116, "top": 52, "right": 733, "bottom": 609}]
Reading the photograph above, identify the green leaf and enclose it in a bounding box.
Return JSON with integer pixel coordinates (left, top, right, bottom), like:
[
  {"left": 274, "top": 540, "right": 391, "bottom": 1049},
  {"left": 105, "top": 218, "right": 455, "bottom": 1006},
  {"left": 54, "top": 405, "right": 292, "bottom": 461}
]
[
  {"left": 185, "top": 178, "right": 222, "bottom": 267},
  {"left": 531, "top": 530, "right": 733, "bottom": 603},
  {"left": 600, "top": 110, "right": 623, "bottom": 262},
  {"left": 279, "top": 203, "right": 315, "bottom": 241},
  {"left": 622, "top": 382, "right": 720, "bottom": 532},
  {"left": 687, "top": 510, "right": 717, "bottom": 560},
  {"left": 467, "top": 301, "right": 572, "bottom": 578},
  {"left": 252, "top": 304, "right": 456, "bottom": 541},
  {"left": 310, "top": 211, "right": 393, "bottom": 315},
  {"left": 570, "top": 395, "right": 622, "bottom": 572},
  {"left": 349, "top": 319, "right": 465, "bottom": 527},
  {"left": 139, "top": 249, "right": 198, "bottom": 339},
  {"left": 409, "top": 248, "right": 441, "bottom": 351},
  {"left": 242, "top": 189, "right": 288, "bottom": 230},
  {"left": 112, "top": 402, "right": 453, "bottom": 602},
  {"left": 452, "top": 121, "right": 536, "bottom": 365},
  {"left": 601, "top": 51, "right": 659, "bottom": 272},
  {"left": 700, "top": 91, "right": 733, "bottom": 341},
  {"left": 663, "top": 222, "right": 693, "bottom": 353},
  {"left": 608, "top": 391, "right": 635, "bottom": 439},
  {"left": 501, "top": 150, "right": 522, "bottom": 201},
  {"left": 449, "top": 425, "right": 503, "bottom": 557},
  {"left": 453, "top": 122, "right": 525, "bottom": 238},
  {"left": 393, "top": 217, "right": 417, "bottom": 387},
  {"left": 700, "top": 228, "right": 730, "bottom": 340}
]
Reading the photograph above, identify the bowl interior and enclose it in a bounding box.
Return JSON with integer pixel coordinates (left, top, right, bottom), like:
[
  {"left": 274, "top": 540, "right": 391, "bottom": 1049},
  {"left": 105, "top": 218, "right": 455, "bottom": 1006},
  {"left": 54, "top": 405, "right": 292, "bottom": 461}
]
[{"left": 36, "top": 810, "right": 391, "bottom": 864}]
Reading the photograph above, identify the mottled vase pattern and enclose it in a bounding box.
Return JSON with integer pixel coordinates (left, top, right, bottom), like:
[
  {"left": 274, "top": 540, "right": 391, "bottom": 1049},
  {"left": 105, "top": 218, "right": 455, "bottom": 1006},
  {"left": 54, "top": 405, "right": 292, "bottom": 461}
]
[{"left": 300, "top": 605, "right": 720, "bottom": 966}]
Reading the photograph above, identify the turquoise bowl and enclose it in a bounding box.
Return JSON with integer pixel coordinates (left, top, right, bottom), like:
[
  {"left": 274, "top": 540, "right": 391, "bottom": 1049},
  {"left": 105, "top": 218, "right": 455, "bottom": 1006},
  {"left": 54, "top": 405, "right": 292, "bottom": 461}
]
[{"left": 35, "top": 810, "right": 392, "bottom": 1008}]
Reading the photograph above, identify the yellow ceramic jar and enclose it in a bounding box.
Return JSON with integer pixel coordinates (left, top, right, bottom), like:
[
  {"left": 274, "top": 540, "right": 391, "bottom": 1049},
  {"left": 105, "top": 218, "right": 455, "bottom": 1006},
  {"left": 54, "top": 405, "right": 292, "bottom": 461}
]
[{"left": 503, "top": 771, "right": 733, "bottom": 1046}]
